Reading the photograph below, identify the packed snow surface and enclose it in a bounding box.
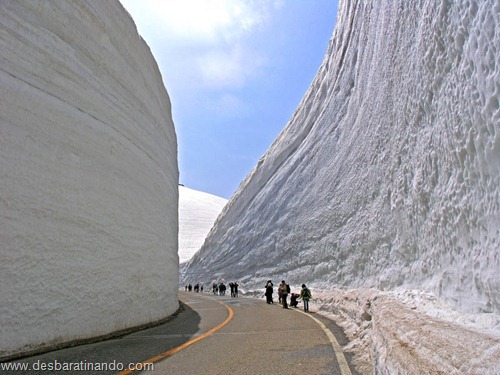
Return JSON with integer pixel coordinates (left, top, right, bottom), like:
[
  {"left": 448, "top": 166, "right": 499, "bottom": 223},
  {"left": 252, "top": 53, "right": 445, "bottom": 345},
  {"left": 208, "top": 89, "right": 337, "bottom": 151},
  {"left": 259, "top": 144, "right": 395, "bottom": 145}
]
[
  {"left": 182, "top": 0, "right": 499, "bottom": 372},
  {"left": 179, "top": 186, "right": 227, "bottom": 263},
  {"left": 0, "top": 0, "right": 178, "bottom": 360}
]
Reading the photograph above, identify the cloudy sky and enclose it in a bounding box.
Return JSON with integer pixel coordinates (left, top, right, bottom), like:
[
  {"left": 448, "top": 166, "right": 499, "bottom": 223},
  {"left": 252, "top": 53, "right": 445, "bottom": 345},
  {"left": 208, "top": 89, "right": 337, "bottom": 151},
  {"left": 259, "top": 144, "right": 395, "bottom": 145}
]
[{"left": 119, "top": 0, "right": 338, "bottom": 199}]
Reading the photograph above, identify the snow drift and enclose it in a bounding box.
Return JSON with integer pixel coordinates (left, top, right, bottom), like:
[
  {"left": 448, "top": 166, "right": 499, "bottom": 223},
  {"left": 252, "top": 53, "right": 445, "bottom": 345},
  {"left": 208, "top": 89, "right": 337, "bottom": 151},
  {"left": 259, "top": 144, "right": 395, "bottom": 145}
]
[
  {"left": 182, "top": 0, "right": 499, "bottom": 372},
  {"left": 0, "top": 1, "right": 178, "bottom": 360},
  {"left": 179, "top": 186, "right": 227, "bottom": 264}
]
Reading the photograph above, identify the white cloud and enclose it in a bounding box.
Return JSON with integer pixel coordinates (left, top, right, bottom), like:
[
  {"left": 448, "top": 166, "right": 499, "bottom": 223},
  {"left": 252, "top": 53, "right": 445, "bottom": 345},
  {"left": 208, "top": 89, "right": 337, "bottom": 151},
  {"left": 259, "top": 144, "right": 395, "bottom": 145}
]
[
  {"left": 197, "top": 46, "right": 266, "bottom": 89},
  {"left": 120, "top": 0, "right": 275, "bottom": 90},
  {"left": 123, "top": 0, "right": 267, "bottom": 44}
]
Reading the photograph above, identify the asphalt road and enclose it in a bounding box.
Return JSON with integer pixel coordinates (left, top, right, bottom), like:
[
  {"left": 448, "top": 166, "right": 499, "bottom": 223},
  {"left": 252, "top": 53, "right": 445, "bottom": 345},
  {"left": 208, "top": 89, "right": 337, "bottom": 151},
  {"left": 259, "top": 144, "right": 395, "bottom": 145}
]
[
  {"left": 3, "top": 291, "right": 359, "bottom": 375},
  {"left": 149, "top": 291, "right": 358, "bottom": 375}
]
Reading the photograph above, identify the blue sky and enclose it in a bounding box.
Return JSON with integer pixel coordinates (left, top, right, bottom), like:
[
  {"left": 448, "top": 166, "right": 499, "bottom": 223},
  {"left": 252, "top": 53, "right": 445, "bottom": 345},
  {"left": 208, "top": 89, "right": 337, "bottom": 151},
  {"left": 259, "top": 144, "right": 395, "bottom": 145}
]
[{"left": 119, "top": 0, "right": 338, "bottom": 199}]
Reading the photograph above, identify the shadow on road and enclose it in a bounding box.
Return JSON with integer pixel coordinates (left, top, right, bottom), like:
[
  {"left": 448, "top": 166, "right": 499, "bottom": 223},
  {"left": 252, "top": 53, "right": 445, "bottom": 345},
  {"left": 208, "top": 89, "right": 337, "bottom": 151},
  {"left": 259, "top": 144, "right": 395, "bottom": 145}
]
[{"left": 3, "top": 302, "right": 201, "bottom": 375}]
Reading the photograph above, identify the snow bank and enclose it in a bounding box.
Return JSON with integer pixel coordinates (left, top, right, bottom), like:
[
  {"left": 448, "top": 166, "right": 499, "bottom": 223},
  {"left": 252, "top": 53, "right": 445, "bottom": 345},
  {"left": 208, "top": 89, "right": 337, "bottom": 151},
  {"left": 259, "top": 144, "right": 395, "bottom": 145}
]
[
  {"left": 182, "top": 0, "right": 499, "bottom": 372},
  {"left": 179, "top": 186, "right": 227, "bottom": 263},
  {"left": 313, "top": 288, "right": 499, "bottom": 374},
  {"left": 0, "top": 1, "right": 178, "bottom": 360}
]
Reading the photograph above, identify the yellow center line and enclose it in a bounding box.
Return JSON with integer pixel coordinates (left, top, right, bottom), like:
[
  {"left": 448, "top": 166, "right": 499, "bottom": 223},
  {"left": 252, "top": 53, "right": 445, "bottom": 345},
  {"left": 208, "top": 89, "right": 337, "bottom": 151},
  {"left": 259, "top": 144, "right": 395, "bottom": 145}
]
[{"left": 117, "top": 300, "right": 234, "bottom": 375}]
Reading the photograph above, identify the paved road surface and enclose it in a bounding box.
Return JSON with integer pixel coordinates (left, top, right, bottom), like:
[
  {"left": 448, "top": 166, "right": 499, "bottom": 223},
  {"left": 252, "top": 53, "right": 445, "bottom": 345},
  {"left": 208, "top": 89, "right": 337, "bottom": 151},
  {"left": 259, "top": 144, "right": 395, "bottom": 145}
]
[
  {"left": 148, "top": 291, "right": 358, "bottom": 375},
  {"left": 3, "top": 291, "right": 359, "bottom": 375}
]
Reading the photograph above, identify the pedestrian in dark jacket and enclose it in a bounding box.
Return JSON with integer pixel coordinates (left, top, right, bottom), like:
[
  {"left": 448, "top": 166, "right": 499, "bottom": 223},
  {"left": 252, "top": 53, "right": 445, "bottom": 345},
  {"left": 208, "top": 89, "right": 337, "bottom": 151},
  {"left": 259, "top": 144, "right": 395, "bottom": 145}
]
[
  {"left": 265, "top": 280, "right": 273, "bottom": 304},
  {"left": 300, "top": 284, "right": 312, "bottom": 312},
  {"left": 278, "top": 280, "right": 289, "bottom": 309}
]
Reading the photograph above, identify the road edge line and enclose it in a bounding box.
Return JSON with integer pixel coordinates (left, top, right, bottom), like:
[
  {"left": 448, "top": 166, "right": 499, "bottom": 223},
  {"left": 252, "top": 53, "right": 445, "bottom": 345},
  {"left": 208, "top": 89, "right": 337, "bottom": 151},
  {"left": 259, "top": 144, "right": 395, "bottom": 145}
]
[
  {"left": 117, "top": 300, "right": 234, "bottom": 375},
  {"left": 295, "top": 310, "right": 353, "bottom": 375}
]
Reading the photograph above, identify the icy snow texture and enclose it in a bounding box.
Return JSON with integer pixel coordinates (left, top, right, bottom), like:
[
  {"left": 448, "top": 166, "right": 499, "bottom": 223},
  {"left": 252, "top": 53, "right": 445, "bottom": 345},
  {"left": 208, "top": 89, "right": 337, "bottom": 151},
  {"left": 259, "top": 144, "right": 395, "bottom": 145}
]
[
  {"left": 182, "top": 0, "right": 499, "bottom": 372},
  {"left": 179, "top": 186, "right": 227, "bottom": 264},
  {"left": 183, "top": 0, "right": 499, "bottom": 315},
  {"left": 0, "top": 1, "right": 178, "bottom": 360},
  {"left": 312, "top": 288, "right": 499, "bottom": 374}
]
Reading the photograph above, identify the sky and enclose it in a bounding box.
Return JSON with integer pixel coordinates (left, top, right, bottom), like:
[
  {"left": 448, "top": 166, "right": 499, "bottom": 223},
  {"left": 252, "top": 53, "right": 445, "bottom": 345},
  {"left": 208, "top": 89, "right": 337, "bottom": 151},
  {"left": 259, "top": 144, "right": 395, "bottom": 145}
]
[{"left": 119, "top": 0, "right": 339, "bottom": 199}]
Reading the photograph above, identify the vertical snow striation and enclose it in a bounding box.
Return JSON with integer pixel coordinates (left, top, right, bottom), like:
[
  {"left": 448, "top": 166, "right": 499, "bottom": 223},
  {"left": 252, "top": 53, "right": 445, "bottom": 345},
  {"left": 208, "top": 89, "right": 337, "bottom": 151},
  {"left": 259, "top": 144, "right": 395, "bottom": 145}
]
[
  {"left": 0, "top": 1, "right": 178, "bottom": 359},
  {"left": 182, "top": 0, "right": 499, "bottom": 315}
]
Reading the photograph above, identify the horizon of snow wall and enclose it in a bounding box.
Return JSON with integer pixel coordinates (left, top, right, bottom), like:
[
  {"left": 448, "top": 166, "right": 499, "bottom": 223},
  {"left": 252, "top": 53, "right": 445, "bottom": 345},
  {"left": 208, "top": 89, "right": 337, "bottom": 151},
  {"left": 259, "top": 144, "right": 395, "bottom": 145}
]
[
  {"left": 182, "top": 0, "right": 499, "bottom": 314},
  {"left": 0, "top": 1, "right": 179, "bottom": 360},
  {"left": 179, "top": 186, "right": 228, "bottom": 264}
]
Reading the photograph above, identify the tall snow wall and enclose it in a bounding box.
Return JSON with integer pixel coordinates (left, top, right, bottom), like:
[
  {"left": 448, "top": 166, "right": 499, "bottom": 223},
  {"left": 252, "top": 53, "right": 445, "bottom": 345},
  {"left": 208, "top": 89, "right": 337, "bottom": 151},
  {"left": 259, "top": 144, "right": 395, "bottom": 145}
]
[
  {"left": 179, "top": 186, "right": 227, "bottom": 264},
  {"left": 0, "top": 1, "right": 178, "bottom": 359},
  {"left": 182, "top": 0, "right": 499, "bottom": 315}
]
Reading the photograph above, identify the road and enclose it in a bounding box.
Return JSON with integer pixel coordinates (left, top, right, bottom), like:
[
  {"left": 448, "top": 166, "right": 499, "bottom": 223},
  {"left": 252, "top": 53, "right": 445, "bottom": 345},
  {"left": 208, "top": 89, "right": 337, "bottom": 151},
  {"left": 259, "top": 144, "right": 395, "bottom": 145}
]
[
  {"left": 146, "top": 291, "right": 358, "bottom": 375},
  {"left": 3, "top": 291, "right": 359, "bottom": 375}
]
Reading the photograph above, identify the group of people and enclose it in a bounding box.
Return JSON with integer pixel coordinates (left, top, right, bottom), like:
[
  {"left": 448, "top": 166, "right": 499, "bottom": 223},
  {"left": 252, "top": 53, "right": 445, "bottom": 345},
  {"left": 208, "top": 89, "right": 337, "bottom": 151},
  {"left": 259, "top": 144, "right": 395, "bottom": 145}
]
[
  {"left": 212, "top": 282, "right": 239, "bottom": 297},
  {"left": 265, "top": 280, "right": 311, "bottom": 312},
  {"left": 185, "top": 281, "right": 240, "bottom": 297},
  {"left": 184, "top": 283, "right": 203, "bottom": 293},
  {"left": 185, "top": 279, "right": 312, "bottom": 312}
]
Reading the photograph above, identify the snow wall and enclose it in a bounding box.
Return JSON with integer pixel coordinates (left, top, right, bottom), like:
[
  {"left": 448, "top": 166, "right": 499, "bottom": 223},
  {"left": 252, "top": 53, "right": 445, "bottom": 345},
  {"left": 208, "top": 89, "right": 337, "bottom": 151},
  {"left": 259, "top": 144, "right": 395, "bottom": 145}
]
[
  {"left": 182, "top": 0, "right": 499, "bottom": 315},
  {"left": 0, "top": 1, "right": 178, "bottom": 360},
  {"left": 179, "top": 186, "right": 227, "bottom": 264}
]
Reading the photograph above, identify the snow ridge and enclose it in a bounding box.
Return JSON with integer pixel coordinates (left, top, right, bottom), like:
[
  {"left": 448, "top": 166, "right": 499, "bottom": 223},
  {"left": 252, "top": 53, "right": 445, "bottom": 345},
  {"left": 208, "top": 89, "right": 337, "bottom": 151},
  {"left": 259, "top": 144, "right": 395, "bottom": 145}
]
[{"left": 179, "top": 186, "right": 227, "bottom": 263}]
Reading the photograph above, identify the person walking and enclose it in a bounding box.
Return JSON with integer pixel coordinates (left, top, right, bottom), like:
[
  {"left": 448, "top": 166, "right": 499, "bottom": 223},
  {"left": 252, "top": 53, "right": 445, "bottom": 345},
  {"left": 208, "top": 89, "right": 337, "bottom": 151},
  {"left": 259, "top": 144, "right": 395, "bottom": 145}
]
[
  {"left": 219, "top": 282, "right": 226, "bottom": 296},
  {"left": 278, "top": 280, "right": 289, "bottom": 309},
  {"left": 300, "top": 284, "right": 312, "bottom": 312},
  {"left": 265, "top": 280, "right": 273, "bottom": 304}
]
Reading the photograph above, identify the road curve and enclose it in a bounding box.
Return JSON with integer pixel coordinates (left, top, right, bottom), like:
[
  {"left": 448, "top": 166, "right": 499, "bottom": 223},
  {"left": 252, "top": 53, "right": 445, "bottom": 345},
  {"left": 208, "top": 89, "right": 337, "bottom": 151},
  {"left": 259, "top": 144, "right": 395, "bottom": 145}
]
[
  {"left": 3, "top": 291, "right": 358, "bottom": 375},
  {"left": 147, "top": 291, "right": 357, "bottom": 375}
]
